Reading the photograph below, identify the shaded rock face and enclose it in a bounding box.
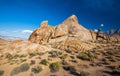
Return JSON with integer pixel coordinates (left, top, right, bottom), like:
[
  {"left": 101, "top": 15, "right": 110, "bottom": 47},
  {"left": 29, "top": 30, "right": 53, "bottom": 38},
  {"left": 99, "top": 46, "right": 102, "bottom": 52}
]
[{"left": 29, "top": 15, "right": 94, "bottom": 52}]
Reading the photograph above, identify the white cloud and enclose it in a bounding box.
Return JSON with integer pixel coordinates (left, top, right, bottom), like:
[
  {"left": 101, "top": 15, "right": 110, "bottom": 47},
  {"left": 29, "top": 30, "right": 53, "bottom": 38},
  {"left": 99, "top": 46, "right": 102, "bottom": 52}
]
[
  {"left": 94, "top": 29, "right": 98, "bottom": 32},
  {"left": 22, "top": 30, "right": 33, "bottom": 34},
  {"left": 101, "top": 24, "right": 104, "bottom": 27}
]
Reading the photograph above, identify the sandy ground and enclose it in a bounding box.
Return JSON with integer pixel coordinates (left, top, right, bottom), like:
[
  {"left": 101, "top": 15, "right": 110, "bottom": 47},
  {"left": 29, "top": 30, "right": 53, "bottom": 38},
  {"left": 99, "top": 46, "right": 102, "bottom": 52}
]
[{"left": 0, "top": 40, "right": 120, "bottom": 76}]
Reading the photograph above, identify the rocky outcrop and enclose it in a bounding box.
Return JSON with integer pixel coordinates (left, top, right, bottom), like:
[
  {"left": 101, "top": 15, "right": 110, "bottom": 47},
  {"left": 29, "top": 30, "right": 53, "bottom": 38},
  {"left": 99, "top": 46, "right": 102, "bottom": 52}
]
[
  {"left": 96, "top": 29, "right": 107, "bottom": 41},
  {"left": 29, "top": 21, "right": 55, "bottom": 44},
  {"left": 28, "top": 15, "right": 95, "bottom": 52},
  {"left": 29, "top": 15, "right": 94, "bottom": 43},
  {"left": 28, "top": 15, "right": 120, "bottom": 52}
]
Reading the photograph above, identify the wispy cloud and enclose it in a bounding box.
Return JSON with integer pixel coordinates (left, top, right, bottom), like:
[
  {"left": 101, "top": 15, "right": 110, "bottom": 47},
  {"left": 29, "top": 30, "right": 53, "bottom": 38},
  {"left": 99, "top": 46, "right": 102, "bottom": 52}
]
[{"left": 22, "top": 30, "right": 33, "bottom": 34}]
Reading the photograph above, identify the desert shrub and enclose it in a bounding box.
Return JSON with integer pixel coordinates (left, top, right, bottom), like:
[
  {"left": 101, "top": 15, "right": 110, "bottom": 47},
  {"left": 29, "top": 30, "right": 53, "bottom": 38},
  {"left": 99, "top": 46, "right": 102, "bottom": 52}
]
[
  {"left": 0, "top": 70, "right": 4, "bottom": 76},
  {"left": 63, "top": 66, "right": 78, "bottom": 75},
  {"left": 40, "top": 59, "right": 50, "bottom": 66},
  {"left": 6, "top": 53, "right": 13, "bottom": 60},
  {"left": 50, "top": 62, "right": 61, "bottom": 72},
  {"left": 29, "top": 53, "right": 36, "bottom": 58},
  {"left": 8, "top": 60, "right": 16, "bottom": 65},
  {"left": 77, "top": 51, "right": 97, "bottom": 61},
  {"left": 20, "top": 59, "right": 27, "bottom": 63},
  {"left": 19, "top": 54, "right": 27, "bottom": 58},
  {"left": 68, "top": 66, "right": 76, "bottom": 73},
  {"left": 61, "top": 60, "right": 68, "bottom": 65},
  {"left": 19, "top": 63, "right": 30, "bottom": 71},
  {"left": 30, "top": 60, "right": 35, "bottom": 65},
  {"left": 31, "top": 66, "right": 43, "bottom": 74},
  {"left": 60, "top": 55, "right": 67, "bottom": 60},
  {"left": 49, "top": 51, "right": 62, "bottom": 57},
  {"left": 77, "top": 53, "right": 90, "bottom": 60},
  {"left": 14, "top": 54, "right": 19, "bottom": 59},
  {"left": 11, "top": 63, "right": 30, "bottom": 76}
]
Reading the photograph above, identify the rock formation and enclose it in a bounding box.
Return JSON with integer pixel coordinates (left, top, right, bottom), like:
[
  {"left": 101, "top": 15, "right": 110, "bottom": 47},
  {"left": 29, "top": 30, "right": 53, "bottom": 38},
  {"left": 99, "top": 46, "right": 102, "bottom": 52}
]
[
  {"left": 29, "top": 15, "right": 95, "bottom": 52},
  {"left": 29, "top": 15, "right": 120, "bottom": 52}
]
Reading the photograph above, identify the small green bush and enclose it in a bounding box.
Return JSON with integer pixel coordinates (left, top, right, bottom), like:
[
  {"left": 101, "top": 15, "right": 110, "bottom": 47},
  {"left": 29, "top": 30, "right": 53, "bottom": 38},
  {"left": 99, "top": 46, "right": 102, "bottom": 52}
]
[
  {"left": 77, "top": 51, "right": 96, "bottom": 61},
  {"left": 40, "top": 59, "right": 50, "bottom": 66},
  {"left": 19, "top": 54, "right": 27, "bottom": 58},
  {"left": 49, "top": 51, "right": 62, "bottom": 57},
  {"left": 50, "top": 62, "right": 61, "bottom": 72},
  {"left": 32, "top": 66, "right": 43, "bottom": 74},
  {"left": 60, "top": 55, "right": 67, "bottom": 60},
  {"left": 6, "top": 53, "right": 13, "bottom": 60}
]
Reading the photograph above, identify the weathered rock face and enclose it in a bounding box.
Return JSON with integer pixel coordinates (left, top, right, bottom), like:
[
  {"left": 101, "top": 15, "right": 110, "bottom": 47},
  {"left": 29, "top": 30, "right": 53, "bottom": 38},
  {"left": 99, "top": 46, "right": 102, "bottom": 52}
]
[
  {"left": 55, "top": 15, "right": 93, "bottom": 41},
  {"left": 29, "top": 21, "right": 54, "bottom": 44},
  {"left": 29, "top": 15, "right": 93, "bottom": 43},
  {"left": 28, "top": 15, "right": 95, "bottom": 52}
]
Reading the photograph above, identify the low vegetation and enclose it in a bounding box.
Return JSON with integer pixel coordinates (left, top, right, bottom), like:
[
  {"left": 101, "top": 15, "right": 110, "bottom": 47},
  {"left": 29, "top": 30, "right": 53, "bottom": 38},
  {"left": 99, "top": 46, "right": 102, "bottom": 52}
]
[
  {"left": 40, "top": 59, "right": 50, "bottom": 66},
  {"left": 0, "top": 70, "right": 4, "bottom": 76},
  {"left": 49, "top": 62, "right": 61, "bottom": 72},
  {"left": 30, "top": 60, "right": 35, "bottom": 65},
  {"left": 31, "top": 66, "right": 43, "bottom": 74},
  {"left": 19, "top": 54, "right": 27, "bottom": 58},
  {"left": 49, "top": 51, "right": 62, "bottom": 57},
  {"left": 6, "top": 53, "right": 13, "bottom": 60},
  {"left": 77, "top": 51, "right": 97, "bottom": 61},
  {"left": 11, "top": 63, "right": 30, "bottom": 76},
  {"left": 60, "top": 55, "right": 67, "bottom": 60}
]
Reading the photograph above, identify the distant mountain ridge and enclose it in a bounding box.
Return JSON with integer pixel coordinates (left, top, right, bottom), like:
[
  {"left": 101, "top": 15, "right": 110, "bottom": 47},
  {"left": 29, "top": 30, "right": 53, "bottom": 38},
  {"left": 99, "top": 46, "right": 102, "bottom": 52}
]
[
  {"left": 106, "top": 29, "right": 120, "bottom": 35},
  {"left": 0, "top": 35, "right": 26, "bottom": 41}
]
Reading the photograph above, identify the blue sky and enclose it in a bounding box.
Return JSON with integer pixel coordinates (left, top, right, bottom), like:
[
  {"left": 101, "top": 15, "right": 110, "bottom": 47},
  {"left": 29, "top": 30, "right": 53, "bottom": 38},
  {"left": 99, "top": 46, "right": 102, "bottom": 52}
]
[{"left": 0, "top": 0, "right": 120, "bottom": 39}]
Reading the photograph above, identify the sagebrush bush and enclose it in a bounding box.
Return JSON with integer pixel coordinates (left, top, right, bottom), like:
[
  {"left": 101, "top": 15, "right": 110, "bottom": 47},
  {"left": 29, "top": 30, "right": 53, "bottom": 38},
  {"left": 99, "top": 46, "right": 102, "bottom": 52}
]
[
  {"left": 11, "top": 63, "right": 30, "bottom": 76},
  {"left": 49, "top": 51, "right": 62, "bottom": 57},
  {"left": 50, "top": 62, "right": 61, "bottom": 72},
  {"left": 77, "top": 51, "right": 96, "bottom": 61},
  {"left": 19, "top": 54, "right": 27, "bottom": 58},
  {"left": 6, "top": 53, "right": 13, "bottom": 60},
  {"left": 32, "top": 66, "right": 43, "bottom": 74},
  {"left": 40, "top": 59, "right": 50, "bottom": 66}
]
